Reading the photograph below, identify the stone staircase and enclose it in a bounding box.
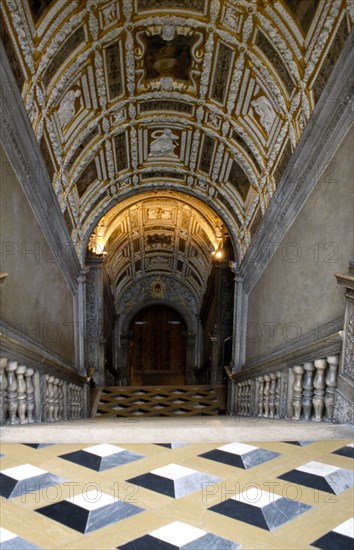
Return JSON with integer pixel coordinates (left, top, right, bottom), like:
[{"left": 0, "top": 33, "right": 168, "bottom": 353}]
[{"left": 90, "top": 385, "right": 227, "bottom": 418}]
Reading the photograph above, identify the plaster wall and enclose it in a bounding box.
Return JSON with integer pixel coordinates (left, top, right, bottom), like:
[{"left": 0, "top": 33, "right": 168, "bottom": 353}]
[
  {"left": 246, "top": 126, "right": 353, "bottom": 362},
  {"left": 0, "top": 145, "right": 75, "bottom": 363}
]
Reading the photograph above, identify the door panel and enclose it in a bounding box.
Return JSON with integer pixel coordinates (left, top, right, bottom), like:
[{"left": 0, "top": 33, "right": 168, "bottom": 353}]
[{"left": 129, "top": 305, "right": 186, "bottom": 385}]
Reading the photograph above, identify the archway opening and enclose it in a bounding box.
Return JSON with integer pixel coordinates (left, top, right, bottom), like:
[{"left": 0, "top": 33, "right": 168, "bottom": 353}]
[{"left": 129, "top": 305, "right": 187, "bottom": 386}]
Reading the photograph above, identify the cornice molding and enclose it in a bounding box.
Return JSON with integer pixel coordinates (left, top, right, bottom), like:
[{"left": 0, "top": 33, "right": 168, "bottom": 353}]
[
  {"left": 240, "top": 27, "right": 354, "bottom": 294},
  {"left": 232, "top": 317, "right": 343, "bottom": 380},
  {"left": 0, "top": 320, "right": 85, "bottom": 382},
  {"left": 0, "top": 42, "right": 80, "bottom": 295}
]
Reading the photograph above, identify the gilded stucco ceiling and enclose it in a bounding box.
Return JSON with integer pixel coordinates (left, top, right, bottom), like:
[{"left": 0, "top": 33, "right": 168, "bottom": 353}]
[{"left": 0, "top": 0, "right": 352, "bottom": 301}]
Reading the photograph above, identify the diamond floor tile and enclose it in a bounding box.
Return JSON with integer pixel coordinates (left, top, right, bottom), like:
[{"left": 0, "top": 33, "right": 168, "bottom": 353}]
[
  {"left": 0, "top": 464, "right": 65, "bottom": 499},
  {"left": 0, "top": 528, "right": 41, "bottom": 549},
  {"left": 333, "top": 442, "right": 354, "bottom": 459},
  {"left": 278, "top": 460, "right": 354, "bottom": 494},
  {"left": 199, "top": 441, "right": 280, "bottom": 469},
  {"left": 127, "top": 463, "right": 220, "bottom": 499},
  {"left": 36, "top": 490, "right": 144, "bottom": 534},
  {"left": 209, "top": 487, "right": 312, "bottom": 531},
  {"left": 59, "top": 444, "right": 144, "bottom": 471},
  {"left": 0, "top": 439, "right": 353, "bottom": 549},
  {"left": 311, "top": 517, "right": 354, "bottom": 549},
  {"left": 119, "top": 520, "right": 240, "bottom": 549}
]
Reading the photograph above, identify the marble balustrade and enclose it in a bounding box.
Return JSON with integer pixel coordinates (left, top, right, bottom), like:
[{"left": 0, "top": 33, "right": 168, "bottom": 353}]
[
  {"left": 0, "top": 356, "right": 86, "bottom": 425},
  {"left": 233, "top": 354, "right": 340, "bottom": 422}
]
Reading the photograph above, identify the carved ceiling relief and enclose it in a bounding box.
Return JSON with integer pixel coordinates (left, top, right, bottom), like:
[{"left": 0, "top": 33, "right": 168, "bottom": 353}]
[
  {"left": 0, "top": 0, "right": 352, "bottom": 307},
  {"left": 135, "top": 26, "right": 205, "bottom": 95}
]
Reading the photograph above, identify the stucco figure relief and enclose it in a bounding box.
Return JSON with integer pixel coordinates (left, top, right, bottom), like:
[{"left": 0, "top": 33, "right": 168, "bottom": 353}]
[
  {"left": 58, "top": 88, "right": 82, "bottom": 128},
  {"left": 251, "top": 96, "right": 276, "bottom": 133},
  {"left": 149, "top": 129, "right": 179, "bottom": 157}
]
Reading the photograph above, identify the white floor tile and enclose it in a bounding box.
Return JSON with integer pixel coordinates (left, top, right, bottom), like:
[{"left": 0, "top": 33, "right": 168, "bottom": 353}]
[
  {"left": 233, "top": 488, "right": 281, "bottom": 508},
  {"left": 2, "top": 464, "right": 47, "bottom": 480},
  {"left": 84, "top": 444, "right": 125, "bottom": 457},
  {"left": 67, "top": 490, "right": 117, "bottom": 510},
  {"left": 297, "top": 461, "right": 339, "bottom": 476},
  {"left": 333, "top": 518, "right": 354, "bottom": 537},
  {"left": 152, "top": 463, "right": 196, "bottom": 480},
  {"left": 218, "top": 442, "right": 258, "bottom": 455},
  {"left": 150, "top": 521, "right": 206, "bottom": 546}
]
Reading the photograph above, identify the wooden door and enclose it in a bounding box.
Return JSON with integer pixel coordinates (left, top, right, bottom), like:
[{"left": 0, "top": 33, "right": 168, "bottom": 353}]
[{"left": 129, "top": 305, "right": 186, "bottom": 385}]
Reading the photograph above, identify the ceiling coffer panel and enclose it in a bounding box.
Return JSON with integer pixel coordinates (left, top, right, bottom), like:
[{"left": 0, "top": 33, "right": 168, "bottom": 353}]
[{"left": 0, "top": 0, "right": 351, "bottom": 267}]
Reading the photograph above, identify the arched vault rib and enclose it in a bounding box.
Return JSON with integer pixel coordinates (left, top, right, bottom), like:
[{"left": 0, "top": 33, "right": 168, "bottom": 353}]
[
  {"left": 1, "top": 0, "right": 351, "bottom": 263},
  {"left": 86, "top": 190, "right": 231, "bottom": 305}
]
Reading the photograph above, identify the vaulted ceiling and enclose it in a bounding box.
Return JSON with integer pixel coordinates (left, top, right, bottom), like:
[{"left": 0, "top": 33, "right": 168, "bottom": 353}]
[{"left": 1, "top": 0, "right": 351, "bottom": 303}]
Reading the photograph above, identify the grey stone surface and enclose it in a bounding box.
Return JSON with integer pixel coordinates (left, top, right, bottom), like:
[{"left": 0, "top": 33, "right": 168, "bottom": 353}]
[
  {"left": 0, "top": 145, "right": 76, "bottom": 364},
  {"left": 246, "top": 126, "right": 353, "bottom": 361}
]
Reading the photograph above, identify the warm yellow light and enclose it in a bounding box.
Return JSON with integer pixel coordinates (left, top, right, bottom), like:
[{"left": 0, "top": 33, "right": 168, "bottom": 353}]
[{"left": 215, "top": 250, "right": 223, "bottom": 259}]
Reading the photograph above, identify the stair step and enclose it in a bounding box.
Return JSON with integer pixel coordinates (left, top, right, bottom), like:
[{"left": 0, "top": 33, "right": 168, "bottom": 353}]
[{"left": 91, "top": 385, "right": 226, "bottom": 418}]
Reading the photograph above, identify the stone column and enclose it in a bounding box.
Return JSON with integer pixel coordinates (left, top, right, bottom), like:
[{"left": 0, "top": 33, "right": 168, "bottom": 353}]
[
  {"left": 312, "top": 359, "right": 327, "bottom": 421},
  {"left": 302, "top": 361, "right": 315, "bottom": 421},
  {"left": 185, "top": 331, "right": 196, "bottom": 384},
  {"left": 76, "top": 268, "right": 89, "bottom": 375},
  {"left": 230, "top": 266, "right": 247, "bottom": 373},
  {"left": 334, "top": 262, "right": 354, "bottom": 424},
  {"left": 324, "top": 355, "right": 339, "bottom": 422}
]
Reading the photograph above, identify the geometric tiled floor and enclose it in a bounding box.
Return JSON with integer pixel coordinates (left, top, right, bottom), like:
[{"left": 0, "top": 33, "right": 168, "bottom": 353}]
[{"left": 0, "top": 440, "right": 353, "bottom": 549}]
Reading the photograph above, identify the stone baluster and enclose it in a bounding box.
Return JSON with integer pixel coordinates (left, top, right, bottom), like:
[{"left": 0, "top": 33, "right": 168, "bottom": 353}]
[
  {"left": 237, "top": 383, "right": 242, "bottom": 415},
  {"left": 16, "top": 365, "right": 27, "bottom": 424},
  {"left": 263, "top": 375, "right": 270, "bottom": 417},
  {"left": 241, "top": 382, "right": 246, "bottom": 415},
  {"left": 58, "top": 380, "right": 64, "bottom": 420},
  {"left": 240, "top": 382, "right": 246, "bottom": 415},
  {"left": 324, "top": 355, "right": 339, "bottom": 422},
  {"left": 68, "top": 384, "right": 72, "bottom": 419},
  {"left": 269, "top": 373, "right": 277, "bottom": 419},
  {"left": 71, "top": 384, "right": 76, "bottom": 419},
  {"left": 312, "top": 359, "right": 327, "bottom": 421},
  {"left": 45, "top": 375, "right": 55, "bottom": 422},
  {"left": 302, "top": 361, "right": 315, "bottom": 421},
  {"left": 247, "top": 380, "right": 252, "bottom": 415},
  {"left": 73, "top": 385, "right": 77, "bottom": 419},
  {"left": 25, "top": 368, "right": 35, "bottom": 423},
  {"left": 292, "top": 366, "right": 304, "bottom": 420},
  {"left": 286, "top": 367, "right": 295, "bottom": 418},
  {"left": 53, "top": 378, "right": 59, "bottom": 421},
  {"left": 77, "top": 386, "right": 82, "bottom": 418},
  {"left": 0, "top": 358, "right": 8, "bottom": 425},
  {"left": 274, "top": 371, "right": 282, "bottom": 418},
  {"left": 257, "top": 376, "right": 264, "bottom": 417},
  {"left": 6, "top": 361, "right": 18, "bottom": 425}
]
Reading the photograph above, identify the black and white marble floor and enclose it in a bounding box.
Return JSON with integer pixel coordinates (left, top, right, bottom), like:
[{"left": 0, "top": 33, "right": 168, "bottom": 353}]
[{"left": 0, "top": 439, "right": 353, "bottom": 549}]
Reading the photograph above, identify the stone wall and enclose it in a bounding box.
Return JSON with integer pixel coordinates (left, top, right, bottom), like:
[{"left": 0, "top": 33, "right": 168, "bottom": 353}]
[
  {"left": 246, "top": 126, "right": 353, "bottom": 361},
  {"left": 0, "top": 145, "right": 75, "bottom": 364}
]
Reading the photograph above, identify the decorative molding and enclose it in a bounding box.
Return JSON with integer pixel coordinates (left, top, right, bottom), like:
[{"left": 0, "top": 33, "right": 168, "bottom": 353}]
[
  {"left": 234, "top": 318, "right": 343, "bottom": 380},
  {"left": 240, "top": 28, "right": 354, "bottom": 293},
  {"left": 0, "top": 42, "right": 81, "bottom": 295},
  {"left": 0, "top": 320, "right": 84, "bottom": 382}
]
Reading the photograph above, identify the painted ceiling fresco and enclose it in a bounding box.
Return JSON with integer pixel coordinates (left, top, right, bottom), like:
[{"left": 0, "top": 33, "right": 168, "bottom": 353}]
[{"left": 0, "top": 0, "right": 352, "bottom": 302}]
